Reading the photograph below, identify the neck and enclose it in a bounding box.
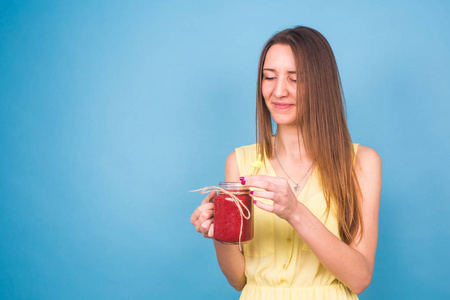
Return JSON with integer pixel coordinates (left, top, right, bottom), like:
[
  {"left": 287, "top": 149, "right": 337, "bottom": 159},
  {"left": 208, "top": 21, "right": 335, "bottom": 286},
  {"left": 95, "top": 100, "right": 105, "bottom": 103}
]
[{"left": 274, "top": 125, "right": 309, "bottom": 161}]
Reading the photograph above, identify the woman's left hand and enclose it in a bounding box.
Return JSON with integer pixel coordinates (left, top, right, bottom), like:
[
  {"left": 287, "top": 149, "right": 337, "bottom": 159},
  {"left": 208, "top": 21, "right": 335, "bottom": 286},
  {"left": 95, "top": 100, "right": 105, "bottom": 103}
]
[{"left": 241, "top": 175, "right": 300, "bottom": 221}]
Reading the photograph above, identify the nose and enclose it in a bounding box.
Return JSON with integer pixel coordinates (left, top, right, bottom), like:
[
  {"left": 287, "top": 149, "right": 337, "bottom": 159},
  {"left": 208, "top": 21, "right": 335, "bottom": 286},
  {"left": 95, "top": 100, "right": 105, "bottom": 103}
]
[{"left": 274, "top": 78, "right": 288, "bottom": 98}]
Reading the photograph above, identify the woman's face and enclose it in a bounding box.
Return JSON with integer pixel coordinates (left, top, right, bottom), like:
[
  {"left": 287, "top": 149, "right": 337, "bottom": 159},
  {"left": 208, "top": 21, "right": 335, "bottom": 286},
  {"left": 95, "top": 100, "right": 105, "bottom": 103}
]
[{"left": 262, "top": 44, "right": 300, "bottom": 126}]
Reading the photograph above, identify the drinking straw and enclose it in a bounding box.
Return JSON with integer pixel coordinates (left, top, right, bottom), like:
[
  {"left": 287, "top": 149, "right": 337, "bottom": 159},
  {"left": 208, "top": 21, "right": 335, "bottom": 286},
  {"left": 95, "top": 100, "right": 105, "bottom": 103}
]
[{"left": 249, "top": 154, "right": 262, "bottom": 175}]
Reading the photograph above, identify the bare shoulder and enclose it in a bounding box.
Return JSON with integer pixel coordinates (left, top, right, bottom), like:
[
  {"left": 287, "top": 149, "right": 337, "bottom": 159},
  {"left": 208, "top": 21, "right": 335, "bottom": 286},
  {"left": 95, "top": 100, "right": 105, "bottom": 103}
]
[
  {"left": 355, "top": 145, "right": 382, "bottom": 173},
  {"left": 225, "top": 151, "right": 240, "bottom": 182},
  {"left": 355, "top": 145, "right": 382, "bottom": 205},
  {"left": 225, "top": 151, "right": 238, "bottom": 171}
]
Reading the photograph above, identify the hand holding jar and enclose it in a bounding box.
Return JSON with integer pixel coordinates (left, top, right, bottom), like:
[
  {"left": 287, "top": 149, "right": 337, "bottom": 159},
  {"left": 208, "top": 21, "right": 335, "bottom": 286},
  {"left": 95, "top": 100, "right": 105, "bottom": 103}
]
[{"left": 190, "top": 190, "right": 216, "bottom": 238}]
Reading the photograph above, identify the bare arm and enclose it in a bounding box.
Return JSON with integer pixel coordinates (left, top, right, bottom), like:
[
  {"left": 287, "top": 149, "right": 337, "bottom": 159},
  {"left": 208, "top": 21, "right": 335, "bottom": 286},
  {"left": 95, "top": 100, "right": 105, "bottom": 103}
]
[
  {"left": 245, "top": 146, "right": 381, "bottom": 294},
  {"left": 190, "top": 151, "right": 246, "bottom": 291}
]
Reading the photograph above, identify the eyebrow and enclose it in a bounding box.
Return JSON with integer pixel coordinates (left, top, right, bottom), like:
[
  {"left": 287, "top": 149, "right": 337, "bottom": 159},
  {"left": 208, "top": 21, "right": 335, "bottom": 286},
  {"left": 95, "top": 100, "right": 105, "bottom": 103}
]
[{"left": 263, "top": 68, "right": 297, "bottom": 74}]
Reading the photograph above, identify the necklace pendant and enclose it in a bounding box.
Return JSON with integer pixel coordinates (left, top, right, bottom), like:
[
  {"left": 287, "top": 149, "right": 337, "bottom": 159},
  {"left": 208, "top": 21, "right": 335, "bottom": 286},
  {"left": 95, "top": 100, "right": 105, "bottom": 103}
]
[{"left": 294, "top": 185, "right": 301, "bottom": 192}]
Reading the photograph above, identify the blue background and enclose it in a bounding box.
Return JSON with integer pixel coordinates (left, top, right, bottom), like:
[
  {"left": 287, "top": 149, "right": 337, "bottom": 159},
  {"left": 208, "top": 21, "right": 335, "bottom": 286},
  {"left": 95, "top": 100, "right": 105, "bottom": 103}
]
[{"left": 1, "top": 1, "right": 449, "bottom": 299}]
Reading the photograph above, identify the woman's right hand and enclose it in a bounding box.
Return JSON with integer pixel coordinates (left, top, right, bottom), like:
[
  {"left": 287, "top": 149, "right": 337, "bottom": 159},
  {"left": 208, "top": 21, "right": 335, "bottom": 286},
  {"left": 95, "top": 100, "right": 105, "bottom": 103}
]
[{"left": 190, "top": 190, "right": 216, "bottom": 238}]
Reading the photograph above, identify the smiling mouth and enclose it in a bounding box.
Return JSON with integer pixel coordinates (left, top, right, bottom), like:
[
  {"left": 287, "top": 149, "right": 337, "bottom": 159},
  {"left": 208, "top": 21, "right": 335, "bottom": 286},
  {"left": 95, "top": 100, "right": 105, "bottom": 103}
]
[{"left": 273, "top": 102, "right": 294, "bottom": 110}]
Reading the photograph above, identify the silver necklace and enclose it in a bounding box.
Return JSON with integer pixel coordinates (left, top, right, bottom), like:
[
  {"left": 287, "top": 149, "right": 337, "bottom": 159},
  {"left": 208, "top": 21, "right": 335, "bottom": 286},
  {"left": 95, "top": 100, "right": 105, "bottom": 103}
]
[{"left": 273, "top": 135, "right": 313, "bottom": 192}]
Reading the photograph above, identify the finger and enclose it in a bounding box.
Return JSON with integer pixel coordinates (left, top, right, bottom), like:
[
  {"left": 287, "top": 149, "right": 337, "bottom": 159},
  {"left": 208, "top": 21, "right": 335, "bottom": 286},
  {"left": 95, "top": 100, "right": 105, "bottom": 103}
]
[
  {"left": 244, "top": 176, "right": 289, "bottom": 193},
  {"left": 244, "top": 178, "right": 276, "bottom": 192},
  {"left": 201, "top": 218, "right": 213, "bottom": 237},
  {"left": 245, "top": 175, "right": 287, "bottom": 185},
  {"left": 208, "top": 222, "right": 214, "bottom": 238},
  {"left": 250, "top": 190, "right": 276, "bottom": 201},
  {"left": 202, "top": 190, "right": 217, "bottom": 204},
  {"left": 198, "top": 209, "right": 214, "bottom": 225},
  {"left": 191, "top": 202, "right": 214, "bottom": 223},
  {"left": 253, "top": 199, "right": 275, "bottom": 213},
  {"left": 245, "top": 175, "right": 278, "bottom": 181},
  {"left": 190, "top": 203, "right": 214, "bottom": 224},
  {"left": 195, "top": 209, "right": 214, "bottom": 232}
]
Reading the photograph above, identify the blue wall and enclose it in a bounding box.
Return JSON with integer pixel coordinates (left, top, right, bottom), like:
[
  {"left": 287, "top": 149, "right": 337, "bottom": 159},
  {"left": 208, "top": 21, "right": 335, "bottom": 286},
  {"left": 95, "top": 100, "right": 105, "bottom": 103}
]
[{"left": 1, "top": 1, "right": 449, "bottom": 299}]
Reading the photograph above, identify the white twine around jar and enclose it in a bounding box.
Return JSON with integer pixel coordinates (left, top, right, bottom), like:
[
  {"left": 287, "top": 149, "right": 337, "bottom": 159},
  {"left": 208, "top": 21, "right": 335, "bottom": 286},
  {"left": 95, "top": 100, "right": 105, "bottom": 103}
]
[{"left": 191, "top": 186, "right": 251, "bottom": 251}]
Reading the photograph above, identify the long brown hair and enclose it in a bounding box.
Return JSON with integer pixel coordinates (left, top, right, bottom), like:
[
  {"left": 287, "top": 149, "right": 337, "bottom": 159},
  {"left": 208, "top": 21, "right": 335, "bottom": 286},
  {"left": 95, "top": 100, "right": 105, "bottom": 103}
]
[{"left": 256, "top": 26, "right": 362, "bottom": 245}]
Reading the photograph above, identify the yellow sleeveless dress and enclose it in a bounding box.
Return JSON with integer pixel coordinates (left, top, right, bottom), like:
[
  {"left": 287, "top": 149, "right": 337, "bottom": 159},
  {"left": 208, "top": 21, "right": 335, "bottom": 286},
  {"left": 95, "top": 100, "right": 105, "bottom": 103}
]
[{"left": 235, "top": 144, "right": 359, "bottom": 300}]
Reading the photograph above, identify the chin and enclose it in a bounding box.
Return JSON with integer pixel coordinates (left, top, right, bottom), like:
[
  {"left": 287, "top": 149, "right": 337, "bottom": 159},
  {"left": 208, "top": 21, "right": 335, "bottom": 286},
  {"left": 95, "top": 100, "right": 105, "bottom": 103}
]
[{"left": 272, "top": 116, "right": 297, "bottom": 126}]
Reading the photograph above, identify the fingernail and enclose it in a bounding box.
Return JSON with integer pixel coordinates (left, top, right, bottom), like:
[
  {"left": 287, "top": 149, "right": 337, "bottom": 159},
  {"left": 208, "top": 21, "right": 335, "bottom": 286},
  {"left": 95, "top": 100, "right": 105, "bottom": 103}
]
[
  {"left": 239, "top": 177, "right": 245, "bottom": 181},
  {"left": 241, "top": 180, "right": 246, "bottom": 185},
  {"left": 253, "top": 200, "right": 257, "bottom": 204},
  {"left": 250, "top": 191, "right": 254, "bottom": 195}
]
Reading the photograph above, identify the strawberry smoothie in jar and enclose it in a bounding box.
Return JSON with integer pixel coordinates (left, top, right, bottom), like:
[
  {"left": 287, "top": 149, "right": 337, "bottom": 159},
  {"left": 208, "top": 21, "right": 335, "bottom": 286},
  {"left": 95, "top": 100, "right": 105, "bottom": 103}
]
[{"left": 213, "top": 182, "right": 254, "bottom": 244}]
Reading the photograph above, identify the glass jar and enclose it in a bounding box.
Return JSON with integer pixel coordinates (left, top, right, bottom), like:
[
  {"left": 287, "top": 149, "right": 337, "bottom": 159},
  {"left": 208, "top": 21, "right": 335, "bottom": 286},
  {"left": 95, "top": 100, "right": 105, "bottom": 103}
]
[{"left": 214, "top": 182, "right": 254, "bottom": 244}]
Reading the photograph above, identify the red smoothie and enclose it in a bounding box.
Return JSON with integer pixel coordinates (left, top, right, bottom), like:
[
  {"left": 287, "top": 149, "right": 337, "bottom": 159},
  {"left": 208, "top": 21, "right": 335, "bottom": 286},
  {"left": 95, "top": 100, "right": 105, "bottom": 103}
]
[{"left": 214, "top": 183, "right": 253, "bottom": 244}]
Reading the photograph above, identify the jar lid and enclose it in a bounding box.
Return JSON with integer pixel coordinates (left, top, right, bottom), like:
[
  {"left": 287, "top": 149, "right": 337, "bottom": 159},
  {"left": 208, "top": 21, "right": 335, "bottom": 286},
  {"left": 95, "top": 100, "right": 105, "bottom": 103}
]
[{"left": 219, "top": 181, "right": 249, "bottom": 190}]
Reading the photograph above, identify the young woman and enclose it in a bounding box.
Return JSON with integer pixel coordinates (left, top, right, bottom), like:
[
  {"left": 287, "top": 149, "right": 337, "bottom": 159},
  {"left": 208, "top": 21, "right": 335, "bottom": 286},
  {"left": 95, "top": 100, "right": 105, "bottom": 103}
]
[{"left": 191, "top": 26, "right": 382, "bottom": 300}]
